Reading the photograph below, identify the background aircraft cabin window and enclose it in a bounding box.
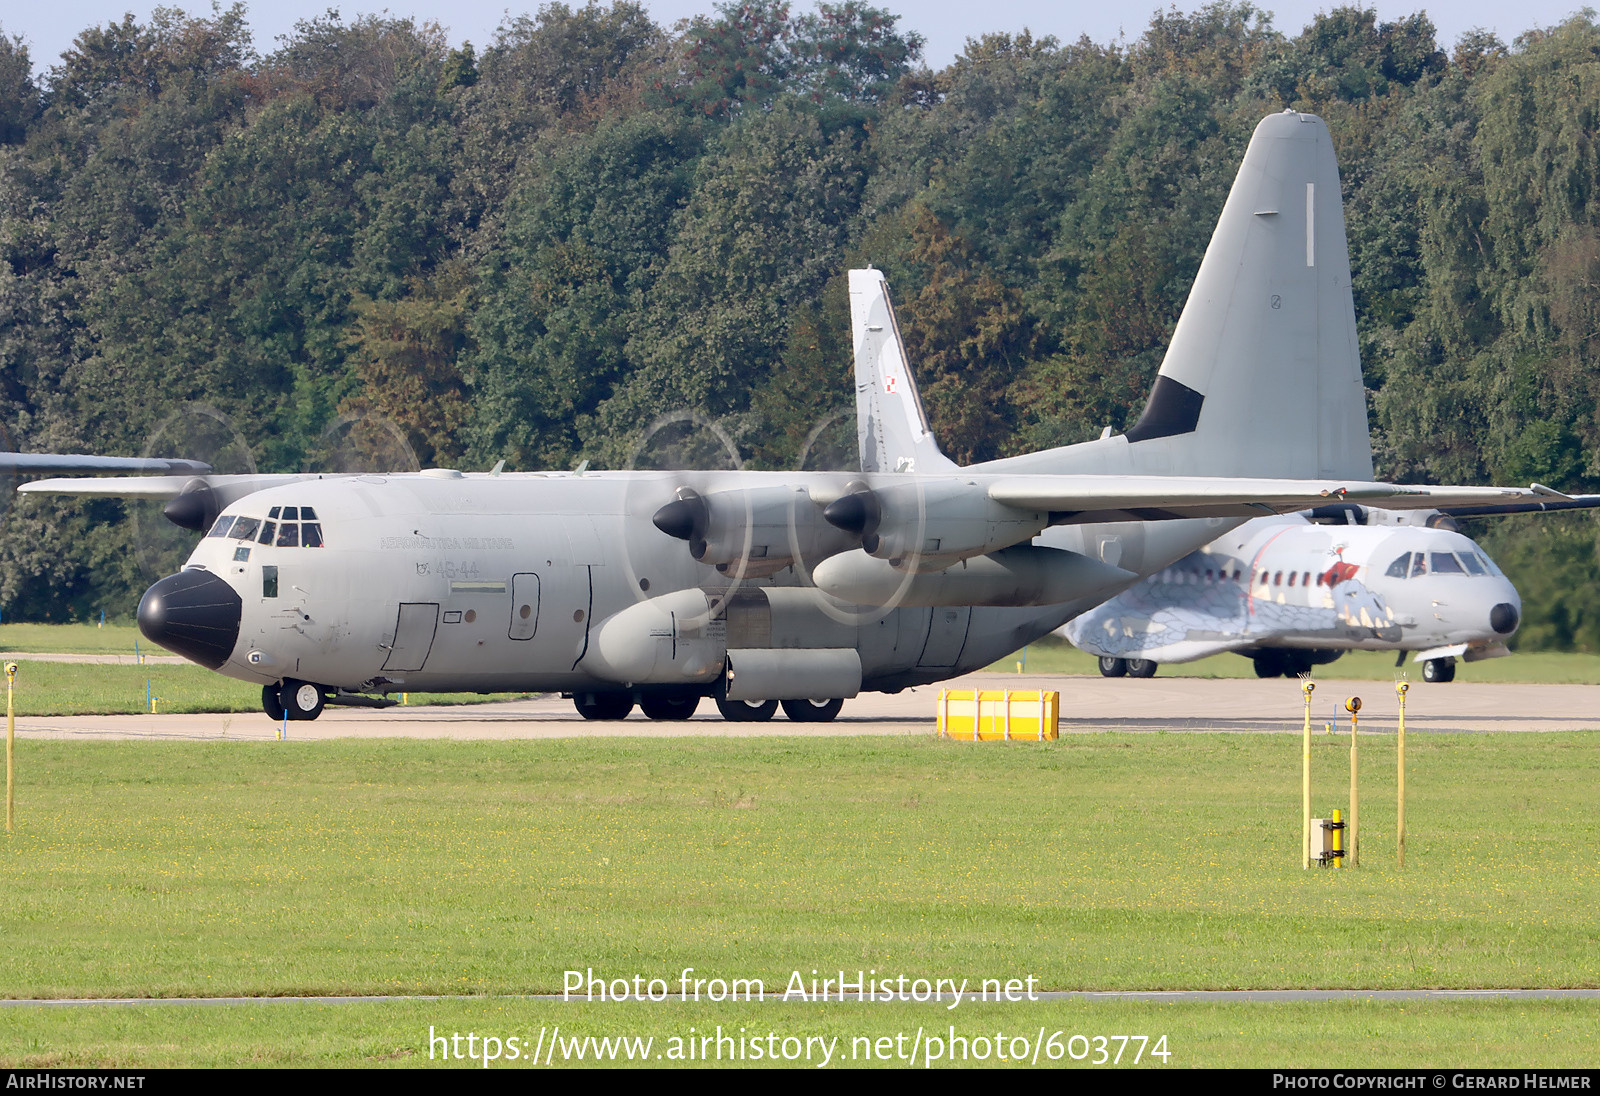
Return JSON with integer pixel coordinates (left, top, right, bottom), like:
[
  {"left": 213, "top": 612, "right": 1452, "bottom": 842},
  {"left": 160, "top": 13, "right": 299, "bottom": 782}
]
[
  {"left": 206, "top": 516, "right": 236, "bottom": 538},
  {"left": 1274, "top": 571, "right": 1283, "bottom": 585},
  {"left": 1386, "top": 553, "right": 1410, "bottom": 578},
  {"left": 303, "top": 523, "right": 324, "bottom": 547},
  {"left": 1303, "top": 572, "right": 1312, "bottom": 586},
  {"left": 1410, "top": 554, "right": 1428, "bottom": 578},
  {"left": 1431, "top": 552, "right": 1466, "bottom": 574},
  {"left": 1288, "top": 572, "right": 1297, "bottom": 586}
]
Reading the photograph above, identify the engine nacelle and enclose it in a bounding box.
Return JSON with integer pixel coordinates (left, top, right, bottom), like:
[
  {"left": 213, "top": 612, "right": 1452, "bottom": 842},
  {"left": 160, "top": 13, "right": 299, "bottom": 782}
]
[
  {"left": 823, "top": 478, "right": 1047, "bottom": 573},
  {"left": 811, "top": 545, "right": 1135, "bottom": 607},
  {"left": 653, "top": 486, "right": 859, "bottom": 577}
]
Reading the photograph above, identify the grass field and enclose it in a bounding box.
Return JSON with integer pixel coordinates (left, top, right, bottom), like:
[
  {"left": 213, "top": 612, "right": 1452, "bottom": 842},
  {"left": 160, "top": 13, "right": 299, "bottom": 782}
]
[{"left": 2, "top": 734, "right": 1596, "bottom": 1067}]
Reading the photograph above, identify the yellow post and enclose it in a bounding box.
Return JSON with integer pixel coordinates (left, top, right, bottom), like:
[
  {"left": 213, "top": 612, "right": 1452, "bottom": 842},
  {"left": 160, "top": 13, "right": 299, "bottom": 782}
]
[
  {"left": 1396, "top": 680, "right": 1409, "bottom": 868},
  {"left": 1331, "top": 807, "right": 1343, "bottom": 867},
  {"left": 6, "top": 662, "right": 17, "bottom": 835},
  {"left": 1345, "top": 696, "right": 1361, "bottom": 867},
  {"left": 1302, "top": 680, "right": 1315, "bottom": 869}
]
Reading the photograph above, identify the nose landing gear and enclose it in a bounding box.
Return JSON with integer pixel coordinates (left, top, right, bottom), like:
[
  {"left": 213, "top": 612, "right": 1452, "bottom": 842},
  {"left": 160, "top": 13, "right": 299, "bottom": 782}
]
[{"left": 262, "top": 679, "right": 327, "bottom": 720}]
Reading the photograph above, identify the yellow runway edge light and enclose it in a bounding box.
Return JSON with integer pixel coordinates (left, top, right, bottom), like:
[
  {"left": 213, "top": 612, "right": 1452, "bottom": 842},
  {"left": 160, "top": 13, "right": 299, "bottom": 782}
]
[{"left": 936, "top": 689, "right": 1059, "bottom": 741}]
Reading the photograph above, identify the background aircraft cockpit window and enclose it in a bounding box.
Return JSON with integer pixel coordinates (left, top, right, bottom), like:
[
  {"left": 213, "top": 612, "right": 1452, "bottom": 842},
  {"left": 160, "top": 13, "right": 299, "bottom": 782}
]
[
  {"left": 230, "top": 517, "right": 261, "bottom": 541},
  {"left": 1476, "top": 551, "right": 1504, "bottom": 577},
  {"left": 206, "top": 516, "right": 236, "bottom": 538},
  {"left": 1431, "top": 552, "right": 1466, "bottom": 574},
  {"left": 1460, "top": 552, "right": 1487, "bottom": 575},
  {"left": 1386, "top": 553, "right": 1411, "bottom": 578},
  {"left": 1410, "top": 553, "right": 1428, "bottom": 578}
]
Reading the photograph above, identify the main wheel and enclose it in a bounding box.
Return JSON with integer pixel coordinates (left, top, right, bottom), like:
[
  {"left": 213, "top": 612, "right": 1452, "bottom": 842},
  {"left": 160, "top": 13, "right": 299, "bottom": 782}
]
[
  {"left": 781, "top": 697, "right": 844, "bottom": 722},
  {"left": 574, "top": 692, "right": 633, "bottom": 720},
  {"left": 1126, "top": 658, "right": 1159, "bottom": 679},
  {"left": 715, "top": 697, "right": 778, "bottom": 722},
  {"left": 1422, "top": 657, "right": 1456, "bottom": 683},
  {"left": 281, "top": 678, "right": 326, "bottom": 721},
  {"left": 639, "top": 693, "right": 701, "bottom": 720},
  {"left": 262, "top": 683, "right": 286, "bottom": 721},
  {"left": 1098, "top": 656, "right": 1128, "bottom": 678},
  {"left": 1252, "top": 652, "right": 1284, "bottom": 678}
]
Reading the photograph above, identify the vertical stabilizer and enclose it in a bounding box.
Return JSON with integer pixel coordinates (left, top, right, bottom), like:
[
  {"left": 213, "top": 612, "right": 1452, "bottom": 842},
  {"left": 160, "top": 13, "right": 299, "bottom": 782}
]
[
  {"left": 850, "top": 269, "right": 959, "bottom": 474},
  {"left": 985, "top": 110, "right": 1373, "bottom": 481}
]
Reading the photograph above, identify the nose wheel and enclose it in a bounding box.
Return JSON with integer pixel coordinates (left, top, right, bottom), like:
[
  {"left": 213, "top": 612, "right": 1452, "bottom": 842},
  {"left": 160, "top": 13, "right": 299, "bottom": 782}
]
[
  {"left": 1422, "top": 657, "right": 1456, "bottom": 683},
  {"left": 263, "top": 679, "right": 326, "bottom": 720}
]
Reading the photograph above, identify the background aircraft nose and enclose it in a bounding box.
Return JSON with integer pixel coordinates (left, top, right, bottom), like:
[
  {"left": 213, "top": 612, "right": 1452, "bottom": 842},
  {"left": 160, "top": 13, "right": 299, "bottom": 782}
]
[
  {"left": 138, "top": 570, "right": 243, "bottom": 669},
  {"left": 1490, "top": 602, "right": 1519, "bottom": 635}
]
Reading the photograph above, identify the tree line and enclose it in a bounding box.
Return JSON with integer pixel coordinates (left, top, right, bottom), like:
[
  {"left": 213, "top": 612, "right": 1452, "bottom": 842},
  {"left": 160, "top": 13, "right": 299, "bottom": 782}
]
[{"left": 1, "top": 1, "right": 1598, "bottom": 649}]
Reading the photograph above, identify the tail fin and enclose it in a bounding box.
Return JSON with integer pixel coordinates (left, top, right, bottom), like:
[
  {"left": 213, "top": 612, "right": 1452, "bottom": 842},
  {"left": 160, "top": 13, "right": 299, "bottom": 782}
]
[
  {"left": 849, "top": 268, "right": 960, "bottom": 474},
  {"left": 988, "top": 110, "right": 1373, "bottom": 481}
]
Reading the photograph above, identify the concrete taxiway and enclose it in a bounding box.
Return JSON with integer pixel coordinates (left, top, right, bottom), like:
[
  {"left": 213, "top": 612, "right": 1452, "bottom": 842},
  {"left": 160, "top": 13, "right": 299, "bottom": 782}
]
[{"left": 9, "top": 672, "right": 1598, "bottom": 740}]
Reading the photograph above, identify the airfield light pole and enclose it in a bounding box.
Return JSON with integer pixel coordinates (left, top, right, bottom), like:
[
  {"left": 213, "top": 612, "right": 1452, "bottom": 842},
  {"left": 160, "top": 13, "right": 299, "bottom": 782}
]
[
  {"left": 1302, "top": 680, "right": 1316, "bottom": 869},
  {"left": 1345, "top": 696, "right": 1362, "bottom": 867},
  {"left": 6, "top": 662, "right": 16, "bottom": 834},
  {"left": 1396, "top": 681, "right": 1409, "bottom": 868}
]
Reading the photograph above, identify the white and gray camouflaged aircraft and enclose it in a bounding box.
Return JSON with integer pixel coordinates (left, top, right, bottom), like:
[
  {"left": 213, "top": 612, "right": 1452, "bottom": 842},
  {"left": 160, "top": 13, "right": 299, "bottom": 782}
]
[{"left": 19, "top": 111, "right": 1547, "bottom": 721}]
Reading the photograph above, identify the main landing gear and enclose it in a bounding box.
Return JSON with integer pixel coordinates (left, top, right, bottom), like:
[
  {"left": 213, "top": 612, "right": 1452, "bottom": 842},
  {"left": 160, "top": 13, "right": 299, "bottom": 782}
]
[
  {"left": 570, "top": 692, "right": 844, "bottom": 722},
  {"left": 1098, "top": 656, "right": 1158, "bottom": 678}
]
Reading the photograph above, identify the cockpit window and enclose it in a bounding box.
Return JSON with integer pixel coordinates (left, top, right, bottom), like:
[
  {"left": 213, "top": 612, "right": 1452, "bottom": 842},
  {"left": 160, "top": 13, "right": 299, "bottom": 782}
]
[
  {"left": 1386, "top": 553, "right": 1410, "bottom": 578},
  {"left": 1476, "top": 551, "right": 1504, "bottom": 577},
  {"left": 1460, "top": 552, "right": 1487, "bottom": 575},
  {"left": 277, "top": 522, "right": 300, "bottom": 548},
  {"left": 230, "top": 517, "right": 260, "bottom": 541},
  {"left": 257, "top": 520, "right": 277, "bottom": 545},
  {"left": 1410, "top": 554, "right": 1428, "bottom": 578},
  {"left": 302, "top": 506, "right": 318, "bottom": 520},
  {"left": 303, "top": 523, "right": 324, "bottom": 547},
  {"left": 206, "top": 516, "right": 236, "bottom": 538},
  {"left": 1431, "top": 552, "right": 1466, "bottom": 574}
]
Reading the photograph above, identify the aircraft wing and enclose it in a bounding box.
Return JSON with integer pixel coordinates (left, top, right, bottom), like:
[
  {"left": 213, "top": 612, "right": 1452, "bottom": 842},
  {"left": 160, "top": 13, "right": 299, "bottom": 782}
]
[
  {"left": 0, "top": 454, "right": 211, "bottom": 476},
  {"left": 985, "top": 476, "right": 1541, "bottom": 522},
  {"left": 1432, "top": 494, "right": 1600, "bottom": 518}
]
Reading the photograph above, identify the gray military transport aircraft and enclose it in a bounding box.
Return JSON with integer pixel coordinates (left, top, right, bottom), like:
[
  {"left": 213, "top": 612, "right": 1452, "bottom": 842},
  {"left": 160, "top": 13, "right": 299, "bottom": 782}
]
[{"left": 19, "top": 111, "right": 1546, "bottom": 722}]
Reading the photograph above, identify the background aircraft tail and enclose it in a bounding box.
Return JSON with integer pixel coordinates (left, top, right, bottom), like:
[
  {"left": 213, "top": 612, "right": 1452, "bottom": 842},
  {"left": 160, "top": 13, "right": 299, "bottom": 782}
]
[
  {"left": 984, "top": 110, "right": 1373, "bottom": 481},
  {"left": 850, "top": 269, "right": 959, "bottom": 474}
]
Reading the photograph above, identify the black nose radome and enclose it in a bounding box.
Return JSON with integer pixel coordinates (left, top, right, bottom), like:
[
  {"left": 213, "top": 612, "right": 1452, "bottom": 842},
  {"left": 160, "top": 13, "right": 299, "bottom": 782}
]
[
  {"left": 138, "top": 570, "right": 242, "bottom": 669},
  {"left": 1490, "top": 602, "right": 1519, "bottom": 636}
]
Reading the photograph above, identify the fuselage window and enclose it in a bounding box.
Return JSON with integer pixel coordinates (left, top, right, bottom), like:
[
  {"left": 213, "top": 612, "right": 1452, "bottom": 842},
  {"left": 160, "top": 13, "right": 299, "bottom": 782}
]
[
  {"left": 1288, "top": 571, "right": 1297, "bottom": 586},
  {"left": 1431, "top": 552, "right": 1465, "bottom": 574},
  {"left": 262, "top": 564, "right": 278, "bottom": 598},
  {"left": 206, "top": 516, "right": 236, "bottom": 538},
  {"left": 1410, "top": 553, "right": 1427, "bottom": 578},
  {"left": 1303, "top": 572, "right": 1311, "bottom": 587},
  {"left": 1274, "top": 571, "right": 1283, "bottom": 586}
]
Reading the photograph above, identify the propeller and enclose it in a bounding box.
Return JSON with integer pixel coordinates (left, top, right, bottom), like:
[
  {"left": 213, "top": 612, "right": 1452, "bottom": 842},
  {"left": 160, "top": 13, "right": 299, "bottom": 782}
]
[
  {"left": 304, "top": 411, "right": 421, "bottom": 474},
  {"left": 133, "top": 403, "right": 257, "bottom": 581}
]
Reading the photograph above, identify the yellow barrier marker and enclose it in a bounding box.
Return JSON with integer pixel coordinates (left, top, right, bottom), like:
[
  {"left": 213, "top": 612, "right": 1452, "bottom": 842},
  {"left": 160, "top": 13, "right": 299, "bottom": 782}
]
[
  {"left": 1397, "top": 680, "right": 1409, "bottom": 868},
  {"left": 6, "top": 662, "right": 16, "bottom": 834},
  {"left": 1346, "top": 696, "right": 1362, "bottom": 867},
  {"left": 936, "top": 690, "right": 1058, "bottom": 741},
  {"left": 1301, "top": 680, "right": 1315, "bottom": 869}
]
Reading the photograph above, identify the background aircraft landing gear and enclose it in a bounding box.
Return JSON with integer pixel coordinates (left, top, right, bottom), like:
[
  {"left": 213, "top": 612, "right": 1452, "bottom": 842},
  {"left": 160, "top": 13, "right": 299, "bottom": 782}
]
[
  {"left": 639, "top": 693, "right": 701, "bottom": 720},
  {"left": 1126, "top": 658, "right": 1159, "bottom": 678},
  {"left": 280, "top": 678, "right": 326, "bottom": 720},
  {"left": 715, "top": 697, "right": 778, "bottom": 722},
  {"left": 780, "top": 697, "right": 844, "bottom": 722},
  {"left": 1098, "top": 656, "right": 1127, "bottom": 678},
  {"left": 574, "top": 692, "right": 633, "bottom": 720},
  {"left": 1422, "top": 657, "right": 1457, "bottom": 683}
]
